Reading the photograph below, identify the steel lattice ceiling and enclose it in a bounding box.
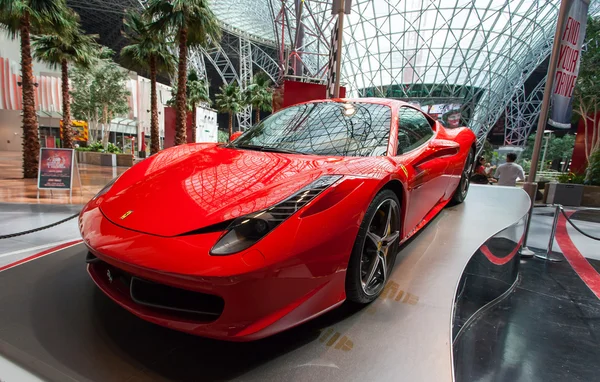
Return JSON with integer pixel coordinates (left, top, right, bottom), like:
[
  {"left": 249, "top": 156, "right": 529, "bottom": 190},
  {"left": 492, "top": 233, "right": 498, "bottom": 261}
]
[{"left": 67, "top": 0, "right": 600, "bottom": 145}]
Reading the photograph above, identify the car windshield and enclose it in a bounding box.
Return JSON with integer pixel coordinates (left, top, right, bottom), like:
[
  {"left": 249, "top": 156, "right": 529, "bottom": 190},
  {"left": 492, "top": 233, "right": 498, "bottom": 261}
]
[{"left": 232, "top": 102, "right": 392, "bottom": 157}]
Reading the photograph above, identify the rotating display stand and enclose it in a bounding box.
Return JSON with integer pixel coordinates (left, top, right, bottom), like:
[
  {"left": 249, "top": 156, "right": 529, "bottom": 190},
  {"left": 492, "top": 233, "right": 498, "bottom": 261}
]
[{"left": 0, "top": 185, "right": 530, "bottom": 382}]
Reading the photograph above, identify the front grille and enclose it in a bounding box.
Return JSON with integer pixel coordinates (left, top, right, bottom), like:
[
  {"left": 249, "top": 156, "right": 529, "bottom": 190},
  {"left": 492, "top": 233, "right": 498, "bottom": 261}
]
[{"left": 89, "top": 255, "right": 224, "bottom": 321}]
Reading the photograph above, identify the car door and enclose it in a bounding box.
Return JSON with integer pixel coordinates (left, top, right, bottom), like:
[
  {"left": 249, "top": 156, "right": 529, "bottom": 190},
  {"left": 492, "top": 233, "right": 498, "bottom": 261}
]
[{"left": 395, "top": 107, "right": 450, "bottom": 235}]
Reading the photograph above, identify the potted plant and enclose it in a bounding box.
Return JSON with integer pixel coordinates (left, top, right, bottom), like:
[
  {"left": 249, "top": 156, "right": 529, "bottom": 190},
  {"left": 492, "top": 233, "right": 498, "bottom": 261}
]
[{"left": 546, "top": 171, "right": 585, "bottom": 206}]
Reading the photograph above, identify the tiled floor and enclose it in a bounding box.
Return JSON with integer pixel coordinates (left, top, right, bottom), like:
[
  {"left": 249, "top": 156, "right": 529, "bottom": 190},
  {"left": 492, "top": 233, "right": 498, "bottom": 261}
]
[{"left": 0, "top": 151, "right": 127, "bottom": 205}]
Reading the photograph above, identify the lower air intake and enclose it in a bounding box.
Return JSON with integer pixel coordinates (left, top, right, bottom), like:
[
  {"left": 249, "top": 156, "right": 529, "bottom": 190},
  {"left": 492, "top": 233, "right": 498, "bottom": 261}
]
[{"left": 130, "top": 277, "right": 224, "bottom": 319}]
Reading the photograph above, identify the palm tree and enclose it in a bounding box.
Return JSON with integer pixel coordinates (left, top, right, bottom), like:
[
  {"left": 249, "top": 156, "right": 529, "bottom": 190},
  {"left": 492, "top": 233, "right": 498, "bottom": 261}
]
[
  {"left": 0, "top": 0, "right": 69, "bottom": 178},
  {"left": 165, "top": 70, "right": 210, "bottom": 143},
  {"left": 244, "top": 74, "right": 273, "bottom": 124},
  {"left": 32, "top": 12, "right": 96, "bottom": 149},
  {"left": 146, "top": 0, "right": 221, "bottom": 146},
  {"left": 187, "top": 69, "right": 210, "bottom": 142},
  {"left": 216, "top": 83, "right": 242, "bottom": 139},
  {"left": 121, "top": 10, "right": 175, "bottom": 155}
]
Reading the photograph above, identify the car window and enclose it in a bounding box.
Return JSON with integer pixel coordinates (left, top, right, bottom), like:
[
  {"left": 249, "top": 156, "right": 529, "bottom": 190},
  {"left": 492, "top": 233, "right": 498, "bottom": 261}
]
[
  {"left": 234, "top": 102, "right": 392, "bottom": 157},
  {"left": 397, "top": 107, "right": 434, "bottom": 155}
]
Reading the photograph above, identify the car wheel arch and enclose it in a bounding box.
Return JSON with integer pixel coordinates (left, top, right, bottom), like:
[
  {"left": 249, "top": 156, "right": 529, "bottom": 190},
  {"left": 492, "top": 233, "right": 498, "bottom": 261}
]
[{"left": 379, "top": 179, "right": 407, "bottom": 233}]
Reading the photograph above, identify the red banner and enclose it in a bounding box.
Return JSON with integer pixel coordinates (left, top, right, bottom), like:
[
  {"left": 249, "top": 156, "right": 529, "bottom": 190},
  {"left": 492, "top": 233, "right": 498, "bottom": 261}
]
[{"left": 549, "top": 0, "right": 589, "bottom": 129}]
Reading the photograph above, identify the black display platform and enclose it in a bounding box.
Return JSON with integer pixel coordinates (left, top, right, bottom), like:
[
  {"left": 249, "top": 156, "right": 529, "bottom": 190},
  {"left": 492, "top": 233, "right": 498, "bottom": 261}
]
[
  {"left": 454, "top": 252, "right": 600, "bottom": 382},
  {"left": 0, "top": 186, "right": 530, "bottom": 381}
]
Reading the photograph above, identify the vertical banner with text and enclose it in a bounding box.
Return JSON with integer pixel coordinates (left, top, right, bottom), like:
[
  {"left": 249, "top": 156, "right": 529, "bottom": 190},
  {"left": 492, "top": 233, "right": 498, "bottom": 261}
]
[
  {"left": 549, "top": 0, "right": 589, "bottom": 129},
  {"left": 37, "top": 148, "right": 75, "bottom": 190}
]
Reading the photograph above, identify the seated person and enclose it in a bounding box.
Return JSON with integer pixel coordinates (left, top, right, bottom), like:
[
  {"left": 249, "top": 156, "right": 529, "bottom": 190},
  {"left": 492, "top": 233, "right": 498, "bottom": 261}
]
[
  {"left": 471, "top": 156, "right": 497, "bottom": 184},
  {"left": 475, "top": 156, "right": 486, "bottom": 175}
]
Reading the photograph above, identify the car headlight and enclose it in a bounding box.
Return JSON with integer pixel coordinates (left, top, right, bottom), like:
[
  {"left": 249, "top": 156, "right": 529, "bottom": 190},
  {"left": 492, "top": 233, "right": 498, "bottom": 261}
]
[
  {"left": 93, "top": 177, "right": 118, "bottom": 200},
  {"left": 210, "top": 175, "right": 343, "bottom": 255}
]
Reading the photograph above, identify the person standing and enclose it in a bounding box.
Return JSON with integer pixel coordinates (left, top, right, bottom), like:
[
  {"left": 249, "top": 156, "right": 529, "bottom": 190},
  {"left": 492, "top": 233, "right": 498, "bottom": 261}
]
[{"left": 494, "top": 153, "right": 525, "bottom": 186}]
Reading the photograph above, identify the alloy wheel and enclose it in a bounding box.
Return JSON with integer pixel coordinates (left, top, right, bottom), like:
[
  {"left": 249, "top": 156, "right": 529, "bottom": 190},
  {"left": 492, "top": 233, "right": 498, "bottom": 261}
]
[{"left": 359, "top": 198, "right": 400, "bottom": 296}]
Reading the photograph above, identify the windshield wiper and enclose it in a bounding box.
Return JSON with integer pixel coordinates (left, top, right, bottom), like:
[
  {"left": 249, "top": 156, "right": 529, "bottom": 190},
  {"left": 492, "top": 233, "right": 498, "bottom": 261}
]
[{"left": 233, "top": 144, "right": 307, "bottom": 155}]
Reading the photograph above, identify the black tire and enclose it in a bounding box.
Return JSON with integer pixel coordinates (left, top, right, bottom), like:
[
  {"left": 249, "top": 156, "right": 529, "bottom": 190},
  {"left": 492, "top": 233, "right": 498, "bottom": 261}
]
[
  {"left": 450, "top": 149, "right": 475, "bottom": 205},
  {"left": 346, "top": 189, "right": 401, "bottom": 304}
]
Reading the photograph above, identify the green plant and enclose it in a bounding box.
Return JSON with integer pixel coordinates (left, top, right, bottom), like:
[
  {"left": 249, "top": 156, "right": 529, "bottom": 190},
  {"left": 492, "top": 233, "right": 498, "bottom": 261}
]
[
  {"left": 121, "top": 10, "right": 175, "bottom": 155},
  {"left": 147, "top": 0, "right": 221, "bottom": 146},
  {"left": 521, "top": 159, "right": 531, "bottom": 173},
  {"left": 216, "top": 83, "right": 243, "bottom": 138},
  {"left": 574, "top": 16, "right": 600, "bottom": 160},
  {"left": 558, "top": 172, "right": 586, "bottom": 184},
  {"left": 217, "top": 129, "right": 229, "bottom": 143},
  {"left": 585, "top": 149, "right": 600, "bottom": 185},
  {"left": 244, "top": 73, "right": 273, "bottom": 124},
  {"left": 87, "top": 141, "right": 104, "bottom": 152},
  {"left": 0, "top": 0, "right": 70, "bottom": 177},
  {"left": 105, "top": 142, "right": 122, "bottom": 154},
  {"left": 32, "top": 9, "right": 96, "bottom": 149},
  {"left": 481, "top": 139, "right": 494, "bottom": 163},
  {"left": 520, "top": 133, "right": 575, "bottom": 172},
  {"left": 70, "top": 56, "right": 130, "bottom": 146},
  {"left": 491, "top": 151, "right": 500, "bottom": 166}
]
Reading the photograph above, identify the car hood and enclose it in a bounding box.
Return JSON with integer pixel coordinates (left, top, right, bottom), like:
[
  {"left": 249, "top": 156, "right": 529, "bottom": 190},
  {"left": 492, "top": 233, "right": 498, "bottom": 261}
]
[{"left": 98, "top": 143, "right": 394, "bottom": 237}]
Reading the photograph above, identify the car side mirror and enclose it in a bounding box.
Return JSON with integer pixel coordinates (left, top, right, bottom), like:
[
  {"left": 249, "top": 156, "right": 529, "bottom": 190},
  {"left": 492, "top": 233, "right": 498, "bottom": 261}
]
[{"left": 230, "top": 131, "right": 243, "bottom": 142}]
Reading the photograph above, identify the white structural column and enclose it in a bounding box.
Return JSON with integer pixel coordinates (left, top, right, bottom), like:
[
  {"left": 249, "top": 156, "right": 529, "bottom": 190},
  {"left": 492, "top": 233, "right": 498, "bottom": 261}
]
[{"left": 238, "top": 37, "right": 253, "bottom": 130}]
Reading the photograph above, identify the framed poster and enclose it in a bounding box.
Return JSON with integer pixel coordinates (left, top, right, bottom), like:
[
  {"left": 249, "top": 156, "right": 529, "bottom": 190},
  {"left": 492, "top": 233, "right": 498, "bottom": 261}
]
[{"left": 37, "top": 148, "right": 75, "bottom": 190}]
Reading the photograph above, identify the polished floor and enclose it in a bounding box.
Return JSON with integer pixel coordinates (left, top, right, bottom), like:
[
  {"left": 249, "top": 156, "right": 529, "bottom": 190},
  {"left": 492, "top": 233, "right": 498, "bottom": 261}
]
[
  {"left": 0, "top": 203, "right": 81, "bottom": 269},
  {"left": 455, "top": 252, "right": 600, "bottom": 382},
  {"left": 0, "top": 186, "right": 530, "bottom": 381},
  {"left": 0, "top": 151, "right": 126, "bottom": 205},
  {"left": 1, "top": 163, "right": 600, "bottom": 381}
]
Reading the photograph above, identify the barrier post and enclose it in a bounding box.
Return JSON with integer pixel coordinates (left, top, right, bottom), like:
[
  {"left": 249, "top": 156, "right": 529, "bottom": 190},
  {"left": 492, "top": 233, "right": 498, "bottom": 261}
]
[
  {"left": 520, "top": 182, "right": 538, "bottom": 258},
  {"left": 535, "top": 204, "right": 563, "bottom": 262}
]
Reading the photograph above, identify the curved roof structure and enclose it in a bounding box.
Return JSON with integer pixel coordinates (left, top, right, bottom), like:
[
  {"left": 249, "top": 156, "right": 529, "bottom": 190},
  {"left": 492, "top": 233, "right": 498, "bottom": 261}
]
[
  {"left": 211, "top": 1, "right": 275, "bottom": 42},
  {"left": 213, "top": 0, "right": 600, "bottom": 144},
  {"left": 68, "top": 0, "right": 600, "bottom": 143}
]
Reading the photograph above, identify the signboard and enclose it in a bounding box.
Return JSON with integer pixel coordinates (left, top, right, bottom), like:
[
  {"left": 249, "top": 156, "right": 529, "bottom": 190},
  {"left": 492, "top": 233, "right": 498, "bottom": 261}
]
[
  {"left": 549, "top": 0, "right": 589, "bottom": 129},
  {"left": 37, "top": 148, "right": 75, "bottom": 190},
  {"left": 60, "top": 120, "right": 89, "bottom": 142}
]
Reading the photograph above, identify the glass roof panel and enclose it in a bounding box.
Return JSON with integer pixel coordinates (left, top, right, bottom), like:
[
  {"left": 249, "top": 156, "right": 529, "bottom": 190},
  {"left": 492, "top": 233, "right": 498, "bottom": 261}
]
[{"left": 210, "top": 0, "right": 275, "bottom": 40}]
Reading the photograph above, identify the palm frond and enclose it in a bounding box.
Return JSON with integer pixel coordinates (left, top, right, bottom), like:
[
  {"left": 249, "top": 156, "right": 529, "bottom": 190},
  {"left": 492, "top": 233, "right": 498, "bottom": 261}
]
[
  {"left": 216, "top": 83, "right": 243, "bottom": 114},
  {"left": 121, "top": 9, "right": 175, "bottom": 75},
  {"left": 146, "top": 0, "right": 220, "bottom": 46},
  {"left": 32, "top": 13, "right": 96, "bottom": 70}
]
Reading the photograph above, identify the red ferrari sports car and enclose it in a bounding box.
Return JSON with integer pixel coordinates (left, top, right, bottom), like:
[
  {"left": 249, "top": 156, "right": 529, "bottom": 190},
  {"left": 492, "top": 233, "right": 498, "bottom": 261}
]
[{"left": 80, "top": 98, "right": 476, "bottom": 341}]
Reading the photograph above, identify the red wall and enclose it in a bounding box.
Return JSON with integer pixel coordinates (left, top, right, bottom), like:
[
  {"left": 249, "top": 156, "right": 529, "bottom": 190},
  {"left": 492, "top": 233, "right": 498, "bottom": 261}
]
[
  {"left": 163, "top": 107, "right": 194, "bottom": 149},
  {"left": 273, "top": 80, "right": 346, "bottom": 112},
  {"left": 571, "top": 113, "right": 600, "bottom": 174}
]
